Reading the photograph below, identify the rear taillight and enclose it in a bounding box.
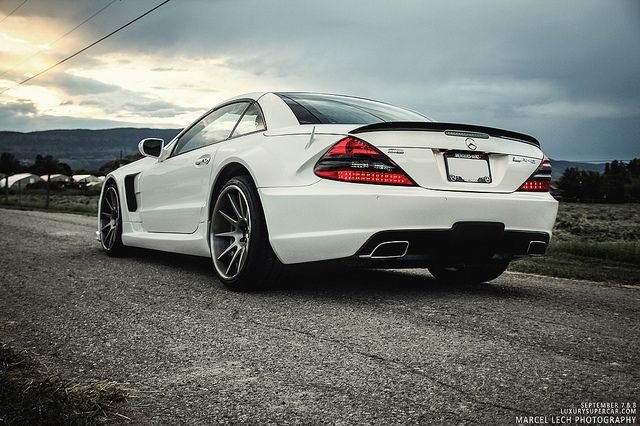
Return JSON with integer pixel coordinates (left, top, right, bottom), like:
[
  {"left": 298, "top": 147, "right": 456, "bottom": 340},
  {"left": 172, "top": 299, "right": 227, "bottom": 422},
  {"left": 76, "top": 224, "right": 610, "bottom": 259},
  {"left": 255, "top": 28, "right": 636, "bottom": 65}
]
[
  {"left": 518, "top": 156, "right": 551, "bottom": 192},
  {"left": 314, "top": 136, "right": 415, "bottom": 186}
]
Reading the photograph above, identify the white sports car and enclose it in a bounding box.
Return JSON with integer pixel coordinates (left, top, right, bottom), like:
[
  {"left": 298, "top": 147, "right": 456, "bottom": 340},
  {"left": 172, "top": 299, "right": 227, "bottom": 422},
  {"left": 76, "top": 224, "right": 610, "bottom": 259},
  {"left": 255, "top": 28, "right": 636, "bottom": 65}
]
[{"left": 98, "top": 92, "right": 558, "bottom": 290}]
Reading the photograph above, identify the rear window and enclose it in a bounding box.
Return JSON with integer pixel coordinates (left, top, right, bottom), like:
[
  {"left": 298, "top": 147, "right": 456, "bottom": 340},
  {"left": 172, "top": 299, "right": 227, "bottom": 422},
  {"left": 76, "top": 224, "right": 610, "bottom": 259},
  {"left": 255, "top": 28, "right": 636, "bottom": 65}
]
[{"left": 277, "top": 92, "right": 430, "bottom": 125}]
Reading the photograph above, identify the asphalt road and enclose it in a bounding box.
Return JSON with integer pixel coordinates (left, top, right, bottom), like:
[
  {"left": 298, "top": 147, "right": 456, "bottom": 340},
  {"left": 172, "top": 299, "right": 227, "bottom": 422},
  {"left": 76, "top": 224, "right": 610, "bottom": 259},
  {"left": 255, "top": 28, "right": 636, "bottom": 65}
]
[{"left": 0, "top": 208, "right": 638, "bottom": 425}]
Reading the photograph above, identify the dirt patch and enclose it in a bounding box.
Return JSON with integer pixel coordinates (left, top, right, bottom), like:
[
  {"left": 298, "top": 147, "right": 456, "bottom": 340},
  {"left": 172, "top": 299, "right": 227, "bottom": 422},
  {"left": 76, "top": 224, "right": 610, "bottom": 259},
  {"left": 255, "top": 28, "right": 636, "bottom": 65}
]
[{"left": 0, "top": 341, "right": 133, "bottom": 425}]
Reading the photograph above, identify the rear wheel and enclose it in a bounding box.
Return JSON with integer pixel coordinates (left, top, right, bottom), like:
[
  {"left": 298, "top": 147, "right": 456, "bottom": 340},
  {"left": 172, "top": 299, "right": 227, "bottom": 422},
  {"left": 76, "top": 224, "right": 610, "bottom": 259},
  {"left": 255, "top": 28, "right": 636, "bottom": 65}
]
[
  {"left": 428, "top": 262, "right": 509, "bottom": 284},
  {"left": 210, "top": 175, "right": 282, "bottom": 291},
  {"left": 99, "top": 183, "right": 126, "bottom": 256}
]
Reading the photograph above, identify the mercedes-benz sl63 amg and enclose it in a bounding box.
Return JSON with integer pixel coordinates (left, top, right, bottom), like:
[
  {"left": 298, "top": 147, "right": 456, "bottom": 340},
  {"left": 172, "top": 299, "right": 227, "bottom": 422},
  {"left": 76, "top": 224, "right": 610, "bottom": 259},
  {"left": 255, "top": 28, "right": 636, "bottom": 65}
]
[{"left": 97, "top": 92, "right": 558, "bottom": 290}]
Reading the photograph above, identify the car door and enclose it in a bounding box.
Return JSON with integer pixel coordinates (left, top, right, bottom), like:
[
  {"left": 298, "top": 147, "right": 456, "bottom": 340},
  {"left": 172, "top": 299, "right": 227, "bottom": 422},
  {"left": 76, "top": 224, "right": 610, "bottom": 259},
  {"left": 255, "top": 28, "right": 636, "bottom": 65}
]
[{"left": 138, "top": 101, "right": 250, "bottom": 234}]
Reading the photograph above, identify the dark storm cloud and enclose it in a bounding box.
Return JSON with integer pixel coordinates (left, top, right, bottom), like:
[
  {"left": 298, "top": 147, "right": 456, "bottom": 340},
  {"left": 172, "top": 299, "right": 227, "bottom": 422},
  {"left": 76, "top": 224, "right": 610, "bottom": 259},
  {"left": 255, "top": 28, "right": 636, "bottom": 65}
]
[
  {"left": 0, "top": 100, "right": 37, "bottom": 130},
  {"left": 71, "top": 1, "right": 640, "bottom": 109},
  {"left": 0, "top": 99, "right": 136, "bottom": 129},
  {"left": 0, "top": 99, "right": 36, "bottom": 116},
  {"left": 40, "top": 72, "right": 120, "bottom": 96},
  {"left": 1, "top": 0, "right": 639, "bottom": 160}
]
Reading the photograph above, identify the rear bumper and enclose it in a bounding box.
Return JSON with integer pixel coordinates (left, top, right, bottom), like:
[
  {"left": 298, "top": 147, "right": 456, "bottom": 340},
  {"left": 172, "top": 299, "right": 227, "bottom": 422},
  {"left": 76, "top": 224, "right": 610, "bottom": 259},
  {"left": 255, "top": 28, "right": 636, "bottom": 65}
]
[
  {"left": 353, "top": 225, "right": 549, "bottom": 268},
  {"left": 259, "top": 180, "right": 558, "bottom": 264}
]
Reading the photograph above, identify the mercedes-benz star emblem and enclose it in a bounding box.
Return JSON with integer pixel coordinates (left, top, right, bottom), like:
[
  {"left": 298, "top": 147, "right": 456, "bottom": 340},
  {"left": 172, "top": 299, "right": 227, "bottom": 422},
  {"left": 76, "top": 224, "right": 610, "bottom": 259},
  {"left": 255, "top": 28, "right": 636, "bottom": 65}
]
[{"left": 465, "top": 138, "right": 477, "bottom": 150}]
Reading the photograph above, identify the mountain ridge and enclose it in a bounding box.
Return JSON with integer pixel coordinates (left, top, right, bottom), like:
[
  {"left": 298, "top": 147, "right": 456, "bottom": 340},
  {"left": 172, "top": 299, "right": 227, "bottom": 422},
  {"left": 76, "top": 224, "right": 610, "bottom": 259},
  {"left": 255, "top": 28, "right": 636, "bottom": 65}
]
[{"left": 0, "top": 128, "right": 182, "bottom": 170}]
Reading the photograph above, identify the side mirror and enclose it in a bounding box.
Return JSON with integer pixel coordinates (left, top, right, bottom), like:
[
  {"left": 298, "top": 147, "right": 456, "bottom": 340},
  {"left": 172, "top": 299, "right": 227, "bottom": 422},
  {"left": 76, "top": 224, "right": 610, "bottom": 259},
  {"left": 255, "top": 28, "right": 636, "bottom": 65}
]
[{"left": 138, "top": 138, "right": 164, "bottom": 158}]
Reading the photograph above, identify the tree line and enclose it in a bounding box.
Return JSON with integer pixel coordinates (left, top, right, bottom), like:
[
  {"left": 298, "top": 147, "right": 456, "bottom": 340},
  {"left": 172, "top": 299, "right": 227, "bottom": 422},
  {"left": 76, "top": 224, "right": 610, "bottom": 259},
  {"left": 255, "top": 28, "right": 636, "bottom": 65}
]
[
  {"left": 557, "top": 159, "right": 640, "bottom": 203},
  {"left": 2, "top": 152, "right": 639, "bottom": 204}
]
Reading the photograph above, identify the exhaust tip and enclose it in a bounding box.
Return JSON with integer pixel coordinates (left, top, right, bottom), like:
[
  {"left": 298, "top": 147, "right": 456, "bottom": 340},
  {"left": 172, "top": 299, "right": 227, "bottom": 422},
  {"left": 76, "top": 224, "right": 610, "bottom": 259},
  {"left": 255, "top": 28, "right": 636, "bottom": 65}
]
[
  {"left": 364, "top": 241, "right": 409, "bottom": 259},
  {"left": 527, "top": 241, "right": 547, "bottom": 256}
]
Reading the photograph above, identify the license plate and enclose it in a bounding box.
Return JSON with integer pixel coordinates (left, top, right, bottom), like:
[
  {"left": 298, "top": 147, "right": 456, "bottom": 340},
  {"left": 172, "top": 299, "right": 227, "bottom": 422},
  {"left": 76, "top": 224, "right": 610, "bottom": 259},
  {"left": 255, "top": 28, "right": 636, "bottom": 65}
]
[{"left": 445, "top": 152, "right": 492, "bottom": 184}]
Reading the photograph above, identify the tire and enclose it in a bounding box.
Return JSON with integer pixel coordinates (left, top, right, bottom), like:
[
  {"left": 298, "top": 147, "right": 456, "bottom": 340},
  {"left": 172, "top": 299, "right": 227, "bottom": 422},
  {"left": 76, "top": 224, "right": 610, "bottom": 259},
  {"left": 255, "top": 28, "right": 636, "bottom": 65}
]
[
  {"left": 209, "top": 175, "right": 282, "bottom": 291},
  {"left": 99, "top": 182, "right": 126, "bottom": 256},
  {"left": 428, "top": 262, "right": 509, "bottom": 284}
]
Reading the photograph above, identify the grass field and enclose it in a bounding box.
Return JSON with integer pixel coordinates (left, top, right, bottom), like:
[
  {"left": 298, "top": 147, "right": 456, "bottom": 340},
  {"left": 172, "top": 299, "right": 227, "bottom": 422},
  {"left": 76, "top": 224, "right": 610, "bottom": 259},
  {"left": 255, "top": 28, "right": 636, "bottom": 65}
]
[
  {"left": 1, "top": 191, "right": 638, "bottom": 285},
  {"left": 509, "top": 203, "right": 640, "bottom": 285},
  {"left": 0, "top": 190, "right": 100, "bottom": 215}
]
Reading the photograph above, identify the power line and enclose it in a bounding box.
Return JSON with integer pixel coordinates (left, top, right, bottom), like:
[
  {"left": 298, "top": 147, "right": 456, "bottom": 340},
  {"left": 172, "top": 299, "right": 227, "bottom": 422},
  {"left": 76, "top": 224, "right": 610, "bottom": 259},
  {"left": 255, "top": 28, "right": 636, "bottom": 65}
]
[
  {"left": 0, "top": 0, "right": 120, "bottom": 79},
  {"left": 0, "top": 0, "right": 172, "bottom": 95},
  {"left": 0, "top": 0, "right": 28, "bottom": 24}
]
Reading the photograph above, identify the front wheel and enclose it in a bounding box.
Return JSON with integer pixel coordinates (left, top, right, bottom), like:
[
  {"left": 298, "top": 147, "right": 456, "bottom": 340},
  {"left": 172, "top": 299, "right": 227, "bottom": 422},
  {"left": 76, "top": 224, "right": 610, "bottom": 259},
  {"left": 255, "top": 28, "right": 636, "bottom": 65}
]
[
  {"left": 428, "top": 262, "right": 509, "bottom": 284},
  {"left": 99, "top": 183, "right": 126, "bottom": 256},
  {"left": 210, "top": 175, "right": 282, "bottom": 291}
]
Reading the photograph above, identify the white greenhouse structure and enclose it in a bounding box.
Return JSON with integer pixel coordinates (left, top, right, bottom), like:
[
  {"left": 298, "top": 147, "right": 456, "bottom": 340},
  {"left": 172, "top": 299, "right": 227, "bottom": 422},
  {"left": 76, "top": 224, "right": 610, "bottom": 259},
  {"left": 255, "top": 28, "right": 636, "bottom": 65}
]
[
  {"left": 0, "top": 173, "right": 43, "bottom": 190},
  {"left": 40, "top": 174, "right": 71, "bottom": 183},
  {"left": 72, "top": 174, "right": 100, "bottom": 183}
]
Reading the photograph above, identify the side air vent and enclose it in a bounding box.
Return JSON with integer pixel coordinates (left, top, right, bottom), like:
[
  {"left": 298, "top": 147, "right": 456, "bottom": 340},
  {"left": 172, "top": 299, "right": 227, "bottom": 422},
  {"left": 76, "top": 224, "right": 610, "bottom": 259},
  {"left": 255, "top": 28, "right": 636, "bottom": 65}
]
[{"left": 124, "top": 174, "right": 139, "bottom": 212}]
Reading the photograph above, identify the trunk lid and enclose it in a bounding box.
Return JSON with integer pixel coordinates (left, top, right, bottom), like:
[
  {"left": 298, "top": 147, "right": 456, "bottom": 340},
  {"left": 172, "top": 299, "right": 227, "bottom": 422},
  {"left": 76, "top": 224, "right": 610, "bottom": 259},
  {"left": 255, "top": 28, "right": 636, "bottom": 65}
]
[{"left": 349, "top": 122, "right": 543, "bottom": 193}]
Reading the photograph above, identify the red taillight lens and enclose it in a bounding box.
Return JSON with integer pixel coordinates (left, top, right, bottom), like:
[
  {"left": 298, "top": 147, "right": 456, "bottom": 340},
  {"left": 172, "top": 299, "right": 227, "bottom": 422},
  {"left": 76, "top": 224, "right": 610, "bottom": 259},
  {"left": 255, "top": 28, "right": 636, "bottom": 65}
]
[
  {"left": 316, "top": 170, "right": 414, "bottom": 185},
  {"left": 518, "top": 179, "right": 551, "bottom": 192},
  {"left": 323, "top": 137, "right": 383, "bottom": 157},
  {"left": 538, "top": 157, "right": 552, "bottom": 172},
  {"left": 314, "top": 136, "right": 415, "bottom": 186},
  {"left": 518, "top": 155, "right": 552, "bottom": 192}
]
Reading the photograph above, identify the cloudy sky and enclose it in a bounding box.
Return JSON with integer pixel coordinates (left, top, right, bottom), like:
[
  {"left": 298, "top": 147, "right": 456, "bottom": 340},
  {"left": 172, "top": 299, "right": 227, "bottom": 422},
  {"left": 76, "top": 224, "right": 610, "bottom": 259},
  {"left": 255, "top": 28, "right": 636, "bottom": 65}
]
[{"left": 0, "top": 0, "right": 638, "bottom": 161}]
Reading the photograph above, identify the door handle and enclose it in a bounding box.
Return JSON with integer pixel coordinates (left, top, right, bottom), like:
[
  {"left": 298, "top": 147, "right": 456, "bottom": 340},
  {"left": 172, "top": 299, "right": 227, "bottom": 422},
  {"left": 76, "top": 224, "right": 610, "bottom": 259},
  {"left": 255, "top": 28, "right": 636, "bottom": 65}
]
[{"left": 195, "top": 155, "right": 211, "bottom": 166}]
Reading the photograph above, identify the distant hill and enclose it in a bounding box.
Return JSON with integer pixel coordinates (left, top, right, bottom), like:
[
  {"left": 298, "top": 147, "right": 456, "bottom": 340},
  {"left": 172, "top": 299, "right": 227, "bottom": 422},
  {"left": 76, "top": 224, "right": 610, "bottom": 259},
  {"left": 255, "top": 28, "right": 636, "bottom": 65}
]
[
  {"left": 0, "top": 128, "right": 181, "bottom": 171},
  {"left": 550, "top": 159, "right": 605, "bottom": 179},
  {"left": 0, "top": 127, "right": 609, "bottom": 176}
]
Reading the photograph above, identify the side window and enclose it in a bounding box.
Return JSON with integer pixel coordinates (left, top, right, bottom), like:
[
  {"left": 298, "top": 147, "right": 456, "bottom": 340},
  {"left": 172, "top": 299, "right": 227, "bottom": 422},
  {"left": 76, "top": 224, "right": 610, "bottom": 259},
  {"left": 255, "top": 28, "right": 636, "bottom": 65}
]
[
  {"left": 231, "top": 102, "right": 266, "bottom": 138},
  {"left": 173, "top": 102, "right": 249, "bottom": 156}
]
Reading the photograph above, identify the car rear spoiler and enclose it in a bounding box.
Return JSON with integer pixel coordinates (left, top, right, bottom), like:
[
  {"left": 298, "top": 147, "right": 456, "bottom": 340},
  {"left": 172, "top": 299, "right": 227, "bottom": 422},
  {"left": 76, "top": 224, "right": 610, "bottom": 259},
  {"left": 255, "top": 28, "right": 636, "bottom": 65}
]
[{"left": 349, "top": 121, "right": 540, "bottom": 147}]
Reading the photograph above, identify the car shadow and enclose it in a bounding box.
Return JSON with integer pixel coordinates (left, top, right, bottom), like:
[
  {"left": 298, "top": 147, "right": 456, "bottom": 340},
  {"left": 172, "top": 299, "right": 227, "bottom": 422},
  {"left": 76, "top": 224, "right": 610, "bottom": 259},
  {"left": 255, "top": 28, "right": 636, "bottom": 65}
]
[
  {"left": 118, "top": 246, "right": 530, "bottom": 299},
  {"left": 273, "top": 265, "right": 529, "bottom": 297},
  {"left": 123, "top": 246, "right": 214, "bottom": 273}
]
